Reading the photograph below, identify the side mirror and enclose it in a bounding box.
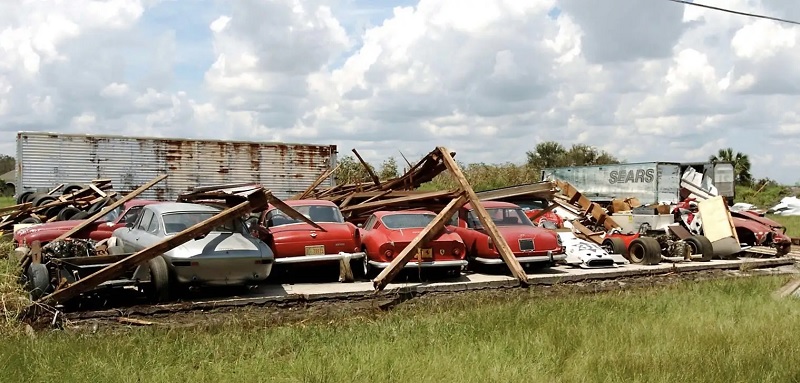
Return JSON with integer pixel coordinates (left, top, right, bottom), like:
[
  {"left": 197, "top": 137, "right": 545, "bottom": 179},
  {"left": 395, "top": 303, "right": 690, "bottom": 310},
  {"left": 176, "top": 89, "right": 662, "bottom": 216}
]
[{"left": 357, "top": 223, "right": 363, "bottom": 228}]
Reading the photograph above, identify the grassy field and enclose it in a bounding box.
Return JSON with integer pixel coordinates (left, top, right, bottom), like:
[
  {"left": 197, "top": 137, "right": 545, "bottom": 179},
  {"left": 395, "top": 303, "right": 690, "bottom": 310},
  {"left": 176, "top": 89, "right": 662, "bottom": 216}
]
[
  {"left": 1, "top": 276, "right": 800, "bottom": 382},
  {"left": 0, "top": 196, "right": 13, "bottom": 208},
  {"left": 771, "top": 215, "right": 800, "bottom": 238}
]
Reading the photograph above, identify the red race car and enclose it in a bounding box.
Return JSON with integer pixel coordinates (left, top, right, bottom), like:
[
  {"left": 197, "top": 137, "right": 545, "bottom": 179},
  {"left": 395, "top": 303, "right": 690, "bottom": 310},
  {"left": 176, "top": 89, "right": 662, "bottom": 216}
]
[
  {"left": 449, "top": 201, "right": 565, "bottom": 270},
  {"left": 13, "top": 199, "right": 160, "bottom": 248},
  {"left": 249, "top": 199, "right": 366, "bottom": 276},
  {"left": 358, "top": 210, "right": 467, "bottom": 277}
]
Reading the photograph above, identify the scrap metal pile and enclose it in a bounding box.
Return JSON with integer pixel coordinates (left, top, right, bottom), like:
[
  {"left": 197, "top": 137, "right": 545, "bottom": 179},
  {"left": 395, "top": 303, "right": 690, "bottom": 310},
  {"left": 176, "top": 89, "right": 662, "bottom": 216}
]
[{"left": 1, "top": 180, "right": 119, "bottom": 235}]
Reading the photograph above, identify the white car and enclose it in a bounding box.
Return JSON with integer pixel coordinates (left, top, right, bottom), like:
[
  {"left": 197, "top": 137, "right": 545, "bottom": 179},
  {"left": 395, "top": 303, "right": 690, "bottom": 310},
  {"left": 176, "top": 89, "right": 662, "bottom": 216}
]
[
  {"left": 112, "top": 202, "right": 274, "bottom": 301},
  {"left": 557, "top": 232, "right": 629, "bottom": 269}
]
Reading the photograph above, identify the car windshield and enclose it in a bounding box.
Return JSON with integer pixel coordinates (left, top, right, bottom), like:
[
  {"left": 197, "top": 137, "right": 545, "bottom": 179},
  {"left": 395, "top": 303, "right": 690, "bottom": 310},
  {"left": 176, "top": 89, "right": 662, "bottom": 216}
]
[
  {"left": 380, "top": 214, "right": 436, "bottom": 229},
  {"left": 161, "top": 212, "right": 236, "bottom": 235},
  {"left": 267, "top": 205, "right": 344, "bottom": 226},
  {"left": 476, "top": 208, "right": 534, "bottom": 226},
  {"left": 98, "top": 205, "right": 124, "bottom": 223},
  {"left": 514, "top": 200, "right": 549, "bottom": 211}
]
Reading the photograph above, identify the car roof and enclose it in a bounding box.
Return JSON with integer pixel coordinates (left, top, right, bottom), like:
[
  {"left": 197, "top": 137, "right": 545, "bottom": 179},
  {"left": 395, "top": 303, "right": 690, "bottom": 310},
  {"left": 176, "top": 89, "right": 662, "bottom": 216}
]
[
  {"left": 373, "top": 210, "right": 436, "bottom": 218},
  {"left": 146, "top": 202, "right": 221, "bottom": 214},
  {"left": 125, "top": 199, "right": 161, "bottom": 209},
  {"left": 464, "top": 201, "right": 520, "bottom": 209}
]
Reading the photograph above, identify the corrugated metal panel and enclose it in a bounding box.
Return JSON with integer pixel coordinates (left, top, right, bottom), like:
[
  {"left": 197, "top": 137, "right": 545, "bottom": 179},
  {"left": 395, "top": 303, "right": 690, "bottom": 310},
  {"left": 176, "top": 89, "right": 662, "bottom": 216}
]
[
  {"left": 541, "top": 162, "right": 681, "bottom": 205},
  {"left": 16, "top": 132, "right": 336, "bottom": 200}
]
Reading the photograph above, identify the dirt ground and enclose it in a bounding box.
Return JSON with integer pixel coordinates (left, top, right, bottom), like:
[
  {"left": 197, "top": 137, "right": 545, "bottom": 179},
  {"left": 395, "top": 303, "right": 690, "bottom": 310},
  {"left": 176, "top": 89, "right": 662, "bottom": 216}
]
[{"left": 38, "top": 265, "right": 795, "bottom": 333}]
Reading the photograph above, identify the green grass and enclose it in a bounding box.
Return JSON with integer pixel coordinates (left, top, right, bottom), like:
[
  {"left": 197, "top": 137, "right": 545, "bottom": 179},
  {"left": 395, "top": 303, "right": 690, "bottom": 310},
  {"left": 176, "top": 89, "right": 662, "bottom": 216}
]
[
  {"left": 2, "top": 276, "right": 800, "bottom": 382},
  {"left": 0, "top": 196, "right": 14, "bottom": 208},
  {"left": 770, "top": 215, "right": 800, "bottom": 238}
]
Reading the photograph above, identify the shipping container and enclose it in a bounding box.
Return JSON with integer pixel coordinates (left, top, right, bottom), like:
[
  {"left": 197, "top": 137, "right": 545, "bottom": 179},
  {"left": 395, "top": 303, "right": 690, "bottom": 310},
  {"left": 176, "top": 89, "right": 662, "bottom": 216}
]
[
  {"left": 541, "top": 162, "right": 682, "bottom": 205},
  {"left": 541, "top": 161, "right": 736, "bottom": 206},
  {"left": 16, "top": 132, "right": 337, "bottom": 200}
]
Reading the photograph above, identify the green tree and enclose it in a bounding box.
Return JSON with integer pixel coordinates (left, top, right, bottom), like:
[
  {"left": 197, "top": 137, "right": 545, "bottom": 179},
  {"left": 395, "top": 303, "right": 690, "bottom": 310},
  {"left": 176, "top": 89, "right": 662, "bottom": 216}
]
[
  {"left": 709, "top": 148, "right": 752, "bottom": 186},
  {"left": 379, "top": 157, "right": 399, "bottom": 180},
  {"left": 0, "top": 155, "right": 14, "bottom": 174},
  {"left": 526, "top": 141, "right": 620, "bottom": 170},
  {"left": 526, "top": 142, "right": 567, "bottom": 170},
  {"left": 333, "top": 155, "right": 375, "bottom": 184}
]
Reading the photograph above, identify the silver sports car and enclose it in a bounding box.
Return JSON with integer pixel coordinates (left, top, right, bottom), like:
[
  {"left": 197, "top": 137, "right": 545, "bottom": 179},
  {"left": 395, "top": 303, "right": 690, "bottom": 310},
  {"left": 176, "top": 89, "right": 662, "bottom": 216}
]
[{"left": 112, "top": 202, "right": 274, "bottom": 301}]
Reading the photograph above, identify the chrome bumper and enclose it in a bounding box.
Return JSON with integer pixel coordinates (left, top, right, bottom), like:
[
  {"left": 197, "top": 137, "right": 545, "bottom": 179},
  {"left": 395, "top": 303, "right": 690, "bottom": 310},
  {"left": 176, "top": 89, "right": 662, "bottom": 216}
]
[
  {"left": 368, "top": 259, "right": 468, "bottom": 269},
  {"left": 474, "top": 251, "right": 566, "bottom": 265},
  {"left": 274, "top": 252, "right": 366, "bottom": 265}
]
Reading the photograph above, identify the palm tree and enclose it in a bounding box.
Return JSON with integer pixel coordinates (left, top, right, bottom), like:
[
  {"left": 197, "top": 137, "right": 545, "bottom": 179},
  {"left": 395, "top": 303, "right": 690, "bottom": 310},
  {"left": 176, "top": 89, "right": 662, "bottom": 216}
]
[{"left": 709, "top": 148, "right": 752, "bottom": 186}]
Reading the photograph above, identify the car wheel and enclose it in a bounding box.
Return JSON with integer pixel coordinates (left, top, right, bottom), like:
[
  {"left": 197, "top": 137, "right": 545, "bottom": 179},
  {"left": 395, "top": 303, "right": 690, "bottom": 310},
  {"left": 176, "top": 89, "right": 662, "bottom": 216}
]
[
  {"left": 147, "top": 256, "right": 171, "bottom": 303},
  {"left": 25, "top": 263, "right": 51, "bottom": 300},
  {"left": 628, "top": 237, "right": 662, "bottom": 265},
  {"left": 16, "top": 191, "right": 34, "bottom": 205},
  {"left": 602, "top": 237, "right": 628, "bottom": 258},
  {"left": 32, "top": 194, "right": 58, "bottom": 207},
  {"left": 69, "top": 211, "right": 90, "bottom": 220},
  {"left": 61, "top": 184, "right": 84, "bottom": 196},
  {"left": 684, "top": 235, "right": 713, "bottom": 262},
  {"left": 351, "top": 253, "right": 368, "bottom": 280},
  {"left": 57, "top": 206, "right": 82, "bottom": 221},
  {"left": 20, "top": 216, "right": 42, "bottom": 224}
]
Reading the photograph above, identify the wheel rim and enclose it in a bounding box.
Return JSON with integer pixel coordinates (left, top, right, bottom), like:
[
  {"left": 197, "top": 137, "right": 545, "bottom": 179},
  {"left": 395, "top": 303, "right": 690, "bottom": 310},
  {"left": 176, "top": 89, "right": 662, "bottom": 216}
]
[
  {"left": 629, "top": 243, "right": 645, "bottom": 263},
  {"left": 686, "top": 241, "right": 699, "bottom": 256}
]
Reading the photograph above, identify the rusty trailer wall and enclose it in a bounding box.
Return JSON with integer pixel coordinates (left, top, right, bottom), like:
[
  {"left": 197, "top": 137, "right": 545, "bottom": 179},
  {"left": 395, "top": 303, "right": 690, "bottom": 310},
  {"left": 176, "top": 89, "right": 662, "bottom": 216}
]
[{"left": 16, "top": 132, "right": 337, "bottom": 200}]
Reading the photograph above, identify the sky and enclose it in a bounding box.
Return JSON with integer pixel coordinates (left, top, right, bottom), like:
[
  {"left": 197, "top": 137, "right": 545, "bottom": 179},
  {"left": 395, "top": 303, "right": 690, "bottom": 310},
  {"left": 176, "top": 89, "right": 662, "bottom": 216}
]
[{"left": 1, "top": 0, "right": 799, "bottom": 184}]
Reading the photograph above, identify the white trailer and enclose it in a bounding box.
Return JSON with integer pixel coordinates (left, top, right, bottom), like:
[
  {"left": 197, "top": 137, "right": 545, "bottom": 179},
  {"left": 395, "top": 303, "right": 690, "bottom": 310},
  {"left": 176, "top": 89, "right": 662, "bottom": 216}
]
[{"left": 16, "top": 132, "right": 337, "bottom": 200}]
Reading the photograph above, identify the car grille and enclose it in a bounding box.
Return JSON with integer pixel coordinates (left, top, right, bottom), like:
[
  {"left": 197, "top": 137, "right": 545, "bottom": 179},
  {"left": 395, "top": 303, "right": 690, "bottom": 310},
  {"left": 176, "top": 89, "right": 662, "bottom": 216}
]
[{"left": 519, "top": 239, "right": 535, "bottom": 251}]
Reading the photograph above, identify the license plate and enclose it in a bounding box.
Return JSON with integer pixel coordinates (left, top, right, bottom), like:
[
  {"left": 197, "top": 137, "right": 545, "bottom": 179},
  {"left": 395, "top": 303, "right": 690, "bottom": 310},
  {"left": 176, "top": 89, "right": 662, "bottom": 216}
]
[
  {"left": 305, "top": 245, "right": 325, "bottom": 256},
  {"left": 415, "top": 248, "right": 433, "bottom": 260}
]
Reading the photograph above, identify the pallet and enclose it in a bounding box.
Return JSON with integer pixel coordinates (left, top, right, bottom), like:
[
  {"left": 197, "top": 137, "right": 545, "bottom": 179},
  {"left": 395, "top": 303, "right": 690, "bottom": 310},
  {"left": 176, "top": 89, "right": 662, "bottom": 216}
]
[{"left": 741, "top": 246, "right": 800, "bottom": 258}]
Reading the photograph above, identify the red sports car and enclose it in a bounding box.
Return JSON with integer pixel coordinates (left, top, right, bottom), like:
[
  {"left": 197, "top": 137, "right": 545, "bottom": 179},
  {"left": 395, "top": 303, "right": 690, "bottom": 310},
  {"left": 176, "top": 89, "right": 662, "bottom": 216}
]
[
  {"left": 449, "top": 201, "right": 565, "bottom": 269},
  {"left": 13, "top": 199, "right": 160, "bottom": 247},
  {"left": 358, "top": 210, "right": 467, "bottom": 277},
  {"left": 250, "top": 199, "right": 366, "bottom": 274}
]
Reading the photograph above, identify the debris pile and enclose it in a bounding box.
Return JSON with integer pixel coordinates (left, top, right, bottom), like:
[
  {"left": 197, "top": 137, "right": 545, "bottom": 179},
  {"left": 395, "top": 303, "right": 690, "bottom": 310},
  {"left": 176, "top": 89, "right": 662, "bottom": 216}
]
[{"left": 1, "top": 180, "right": 118, "bottom": 235}]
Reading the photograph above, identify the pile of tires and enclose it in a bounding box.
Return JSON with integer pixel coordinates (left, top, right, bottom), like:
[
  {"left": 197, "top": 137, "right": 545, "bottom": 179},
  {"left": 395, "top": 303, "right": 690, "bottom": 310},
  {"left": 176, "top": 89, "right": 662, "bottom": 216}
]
[{"left": 14, "top": 184, "right": 117, "bottom": 224}]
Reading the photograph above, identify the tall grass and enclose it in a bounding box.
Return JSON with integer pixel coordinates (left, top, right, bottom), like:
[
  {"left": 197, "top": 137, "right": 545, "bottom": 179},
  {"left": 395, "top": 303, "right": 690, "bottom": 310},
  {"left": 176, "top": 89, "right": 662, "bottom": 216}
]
[
  {"left": 0, "top": 196, "right": 14, "bottom": 208},
  {"left": 770, "top": 215, "right": 800, "bottom": 238},
  {"left": 2, "top": 276, "right": 800, "bottom": 382},
  {"left": 0, "top": 241, "right": 28, "bottom": 335}
]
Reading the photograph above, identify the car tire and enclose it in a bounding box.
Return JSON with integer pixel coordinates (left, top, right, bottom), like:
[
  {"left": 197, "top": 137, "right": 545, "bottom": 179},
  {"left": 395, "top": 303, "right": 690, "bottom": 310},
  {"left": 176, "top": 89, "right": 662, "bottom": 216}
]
[
  {"left": 20, "top": 216, "right": 42, "bottom": 224},
  {"left": 16, "top": 191, "right": 34, "bottom": 205},
  {"left": 26, "top": 263, "right": 51, "bottom": 300},
  {"left": 32, "top": 194, "right": 58, "bottom": 207},
  {"left": 61, "top": 184, "right": 84, "bottom": 196},
  {"left": 147, "top": 256, "right": 171, "bottom": 303},
  {"left": 87, "top": 197, "right": 111, "bottom": 215},
  {"left": 684, "top": 235, "right": 713, "bottom": 262},
  {"left": 628, "top": 237, "right": 662, "bottom": 265},
  {"left": 602, "top": 237, "right": 628, "bottom": 258},
  {"left": 57, "top": 206, "right": 82, "bottom": 221}
]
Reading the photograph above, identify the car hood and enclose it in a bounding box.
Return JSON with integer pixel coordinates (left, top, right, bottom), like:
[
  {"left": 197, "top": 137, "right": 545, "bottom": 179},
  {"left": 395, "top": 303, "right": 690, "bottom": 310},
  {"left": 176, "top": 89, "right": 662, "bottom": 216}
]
[
  {"left": 14, "top": 220, "right": 107, "bottom": 238},
  {"left": 166, "top": 232, "right": 264, "bottom": 257}
]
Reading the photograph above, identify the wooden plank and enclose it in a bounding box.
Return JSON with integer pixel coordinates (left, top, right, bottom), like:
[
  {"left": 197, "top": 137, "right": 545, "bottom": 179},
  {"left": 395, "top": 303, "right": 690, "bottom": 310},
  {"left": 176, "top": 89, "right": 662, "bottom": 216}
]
[
  {"left": 372, "top": 194, "right": 468, "bottom": 291},
  {"left": 40, "top": 190, "right": 269, "bottom": 305},
  {"left": 89, "top": 184, "right": 107, "bottom": 197},
  {"left": 47, "top": 184, "right": 64, "bottom": 195},
  {"left": 352, "top": 148, "right": 382, "bottom": 187},
  {"left": 54, "top": 175, "right": 168, "bottom": 242},
  {"left": 340, "top": 190, "right": 457, "bottom": 213},
  {"left": 293, "top": 163, "right": 340, "bottom": 200},
  {"left": 437, "top": 147, "right": 528, "bottom": 284},
  {"left": 570, "top": 221, "right": 605, "bottom": 245},
  {"left": 526, "top": 203, "right": 557, "bottom": 223},
  {"left": 0, "top": 202, "right": 32, "bottom": 215}
]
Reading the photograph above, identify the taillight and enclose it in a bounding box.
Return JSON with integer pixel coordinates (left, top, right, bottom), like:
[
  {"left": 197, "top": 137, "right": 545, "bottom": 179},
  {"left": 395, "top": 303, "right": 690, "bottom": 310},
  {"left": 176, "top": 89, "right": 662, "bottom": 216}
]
[{"left": 487, "top": 237, "right": 493, "bottom": 249}]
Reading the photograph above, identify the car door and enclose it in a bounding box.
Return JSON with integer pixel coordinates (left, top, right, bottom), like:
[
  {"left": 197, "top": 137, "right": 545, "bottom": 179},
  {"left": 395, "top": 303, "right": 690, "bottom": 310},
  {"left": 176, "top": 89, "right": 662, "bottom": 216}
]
[{"left": 123, "top": 208, "right": 156, "bottom": 252}]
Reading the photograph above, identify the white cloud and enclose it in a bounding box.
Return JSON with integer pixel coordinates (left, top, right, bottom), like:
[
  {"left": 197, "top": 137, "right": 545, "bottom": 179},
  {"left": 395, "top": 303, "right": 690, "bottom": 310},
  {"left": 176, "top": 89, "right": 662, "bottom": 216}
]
[{"left": 0, "top": 0, "right": 799, "bottom": 185}]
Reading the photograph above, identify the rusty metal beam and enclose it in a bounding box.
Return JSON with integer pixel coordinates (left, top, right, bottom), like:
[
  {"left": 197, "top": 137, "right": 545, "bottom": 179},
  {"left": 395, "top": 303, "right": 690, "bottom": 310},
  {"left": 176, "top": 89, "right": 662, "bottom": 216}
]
[
  {"left": 372, "top": 194, "right": 468, "bottom": 291},
  {"left": 54, "top": 175, "right": 168, "bottom": 242},
  {"left": 40, "top": 189, "right": 270, "bottom": 305},
  {"left": 437, "top": 147, "right": 528, "bottom": 285}
]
